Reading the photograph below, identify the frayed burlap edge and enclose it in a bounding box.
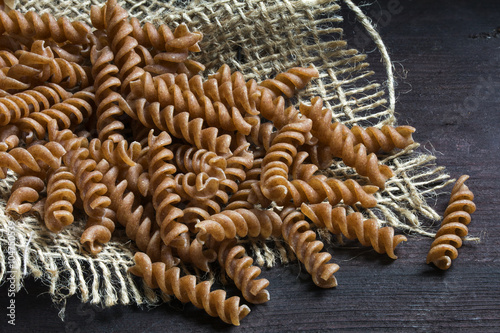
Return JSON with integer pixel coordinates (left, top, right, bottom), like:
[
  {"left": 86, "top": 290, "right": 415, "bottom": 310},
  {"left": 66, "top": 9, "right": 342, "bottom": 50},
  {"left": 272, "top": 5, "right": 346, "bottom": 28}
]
[{"left": 0, "top": 0, "right": 469, "bottom": 314}]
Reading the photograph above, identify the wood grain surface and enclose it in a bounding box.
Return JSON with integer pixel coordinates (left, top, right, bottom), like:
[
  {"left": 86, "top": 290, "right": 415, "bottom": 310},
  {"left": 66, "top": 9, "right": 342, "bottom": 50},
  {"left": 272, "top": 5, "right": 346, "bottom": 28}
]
[{"left": 1, "top": 0, "right": 499, "bottom": 332}]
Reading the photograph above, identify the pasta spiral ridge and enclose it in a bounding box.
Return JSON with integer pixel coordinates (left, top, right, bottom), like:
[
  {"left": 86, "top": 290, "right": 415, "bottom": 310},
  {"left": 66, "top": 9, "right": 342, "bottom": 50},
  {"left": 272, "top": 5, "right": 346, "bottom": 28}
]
[
  {"left": 173, "top": 232, "right": 217, "bottom": 272},
  {"left": 128, "top": 18, "right": 204, "bottom": 76},
  {"left": 216, "top": 239, "right": 270, "bottom": 304},
  {"left": 280, "top": 206, "right": 339, "bottom": 288},
  {"left": 89, "top": 138, "right": 145, "bottom": 168},
  {"left": 350, "top": 124, "right": 416, "bottom": 153},
  {"left": 172, "top": 144, "right": 227, "bottom": 180},
  {"left": 0, "top": 82, "right": 71, "bottom": 126},
  {"left": 0, "top": 140, "right": 65, "bottom": 178},
  {"left": 0, "top": 123, "right": 20, "bottom": 151},
  {"left": 427, "top": 175, "right": 476, "bottom": 270},
  {"left": 6, "top": 174, "right": 45, "bottom": 214},
  {"left": 0, "top": 9, "right": 91, "bottom": 44},
  {"left": 17, "top": 90, "right": 94, "bottom": 140},
  {"left": 10, "top": 41, "right": 91, "bottom": 89},
  {"left": 258, "top": 65, "right": 319, "bottom": 99},
  {"left": 129, "top": 252, "right": 251, "bottom": 326},
  {"left": 301, "top": 203, "right": 407, "bottom": 259},
  {"left": 300, "top": 97, "right": 393, "bottom": 189},
  {"left": 44, "top": 166, "right": 77, "bottom": 233},
  {"left": 195, "top": 208, "right": 283, "bottom": 244},
  {"left": 133, "top": 101, "right": 232, "bottom": 154},
  {"left": 148, "top": 130, "right": 188, "bottom": 248}
]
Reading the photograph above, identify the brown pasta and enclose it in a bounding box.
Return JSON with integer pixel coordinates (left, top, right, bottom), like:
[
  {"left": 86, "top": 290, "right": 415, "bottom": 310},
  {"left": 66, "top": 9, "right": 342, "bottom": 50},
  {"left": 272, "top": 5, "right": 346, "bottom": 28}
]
[
  {"left": 195, "top": 208, "right": 282, "bottom": 244},
  {"left": 1, "top": 1, "right": 475, "bottom": 327},
  {"left": 0, "top": 8, "right": 91, "bottom": 44},
  {"left": 43, "top": 166, "right": 77, "bottom": 233},
  {"left": 302, "top": 202, "right": 407, "bottom": 259},
  {"left": 280, "top": 206, "right": 339, "bottom": 288},
  {"left": 6, "top": 174, "right": 45, "bottom": 214},
  {"left": 216, "top": 239, "right": 270, "bottom": 304},
  {"left": 300, "top": 96, "right": 394, "bottom": 189},
  {"left": 0, "top": 82, "right": 70, "bottom": 127},
  {"left": 427, "top": 175, "right": 476, "bottom": 270},
  {"left": 17, "top": 89, "right": 94, "bottom": 140},
  {"left": 129, "top": 252, "right": 250, "bottom": 326},
  {"left": 147, "top": 130, "right": 188, "bottom": 248}
]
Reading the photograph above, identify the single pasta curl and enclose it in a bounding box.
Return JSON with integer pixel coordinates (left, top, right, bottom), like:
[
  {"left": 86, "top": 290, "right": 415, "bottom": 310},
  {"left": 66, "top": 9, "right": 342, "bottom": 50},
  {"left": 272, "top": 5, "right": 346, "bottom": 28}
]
[
  {"left": 427, "top": 175, "right": 476, "bottom": 270},
  {"left": 216, "top": 239, "right": 270, "bottom": 304},
  {"left": 0, "top": 123, "right": 20, "bottom": 151},
  {"left": 300, "top": 97, "right": 393, "bottom": 189},
  {"left": 280, "top": 206, "right": 339, "bottom": 288},
  {"left": 6, "top": 173, "right": 45, "bottom": 214},
  {"left": 129, "top": 252, "right": 251, "bottom": 326},
  {"left": 91, "top": 0, "right": 144, "bottom": 96},
  {"left": 301, "top": 203, "right": 407, "bottom": 259}
]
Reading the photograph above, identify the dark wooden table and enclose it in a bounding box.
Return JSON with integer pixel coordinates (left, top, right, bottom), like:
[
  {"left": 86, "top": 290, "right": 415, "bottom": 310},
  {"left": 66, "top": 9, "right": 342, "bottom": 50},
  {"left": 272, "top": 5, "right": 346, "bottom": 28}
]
[{"left": 1, "top": 0, "right": 499, "bottom": 331}]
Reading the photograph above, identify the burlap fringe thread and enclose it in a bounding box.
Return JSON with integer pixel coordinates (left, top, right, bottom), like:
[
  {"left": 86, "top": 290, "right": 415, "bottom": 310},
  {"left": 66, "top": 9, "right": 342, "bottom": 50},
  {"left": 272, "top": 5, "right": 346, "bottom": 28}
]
[{"left": 0, "top": 0, "right": 466, "bottom": 313}]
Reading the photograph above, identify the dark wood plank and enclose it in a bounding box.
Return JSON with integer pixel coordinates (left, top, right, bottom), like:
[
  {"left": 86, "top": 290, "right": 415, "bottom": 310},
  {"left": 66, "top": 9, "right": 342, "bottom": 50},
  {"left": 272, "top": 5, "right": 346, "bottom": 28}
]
[{"left": 1, "top": 0, "right": 499, "bottom": 331}]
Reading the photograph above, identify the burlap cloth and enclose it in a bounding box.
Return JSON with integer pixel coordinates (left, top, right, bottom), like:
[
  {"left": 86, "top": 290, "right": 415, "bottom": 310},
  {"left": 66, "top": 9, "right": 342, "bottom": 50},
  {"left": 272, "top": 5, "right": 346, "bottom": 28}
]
[{"left": 0, "top": 0, "right": 461, "bottom": 313}]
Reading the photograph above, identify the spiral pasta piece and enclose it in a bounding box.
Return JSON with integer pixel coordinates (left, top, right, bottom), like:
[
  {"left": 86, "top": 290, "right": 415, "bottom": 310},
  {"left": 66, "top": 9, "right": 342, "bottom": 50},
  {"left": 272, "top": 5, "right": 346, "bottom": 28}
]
[
  {"left": 97, "top": 160, "right": 165, "bottom": 262},
  {"left": 216, "top": 239, "right": 270, "bottom": 304},
  {"left": 44, "top": 166, "right": 77, "bottom": 233},
  {"left": 172, "top": 144, "right": 227, "bottom": 180},
  {"left": 302, "top": 203, "right": 407, "bottom": 259},
  {"left": 90, "top": 44, "right": 129, "bottom": 142},
  {"left": 133, "top": 21, "right": 203, "bottom": 76},
  {"left": 0, "top": 9, "right": 91, "bottom": 44},
  {"left": 173, "top": 232, "right": 216, "bottom": 272},
  {"left": 129, "top": 252, "right": 250, "bottom": 326},
  {"left": 133, "top": 101, "right": 232, "bottom": 154},
  {"left": 0, "top": 82, "right": 71, "bottom": 126},
  {"left": 350, "top": 125, "right": 416, "bottom": 153},
  {"left": 91, "top": 0, "right": 144, "bottom": 96},
  {"left": 280, "top": 206, "right": 339, "bottom": 288},
  {"left": 427, "top": 175, "right": 476, "bottom": 270},
  {"left": 130, "top": 71, "right": 255, "bottom": 136},
  {"left": 10, "top": 41, "right": 91, "bottom": 89},
  {"left": 300, "top": 97, "right": 393, "bottom": 189},
  {"left": 0, "top": 140, "right": 65, "bottom": 177},
  {"left": 260, "top": 115, "right": 313, "bottom": 203},
  {"left": 48, "top": 122, "right": 115, "bottom": 254},
  {"left": 17, "top": 89, "right": 94, "bottom": 140},
  {"left": 6, "top": 174, "right": 45, "bottom": 214},
  {"left": 259, "top": 65, "right": 319, "bottom": 99},
  {"left": 195, "top": 208, "right": 282, "bottom": 244},
  {"left": 148, "top": 130, "right": 188, "bottom": 248}
]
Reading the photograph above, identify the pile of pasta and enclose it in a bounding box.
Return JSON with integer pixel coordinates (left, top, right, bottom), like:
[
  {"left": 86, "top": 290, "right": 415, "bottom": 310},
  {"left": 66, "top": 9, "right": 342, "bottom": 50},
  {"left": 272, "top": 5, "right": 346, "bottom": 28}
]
[{"left": 0, "top": 0, "right": 474, "bottom": 326}]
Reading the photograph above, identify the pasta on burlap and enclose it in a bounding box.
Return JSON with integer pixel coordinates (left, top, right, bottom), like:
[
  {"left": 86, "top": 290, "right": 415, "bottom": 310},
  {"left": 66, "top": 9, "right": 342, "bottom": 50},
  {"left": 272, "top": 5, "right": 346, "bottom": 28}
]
[{"left": 0, "top": 0, "right": 474, "bottom": 327}]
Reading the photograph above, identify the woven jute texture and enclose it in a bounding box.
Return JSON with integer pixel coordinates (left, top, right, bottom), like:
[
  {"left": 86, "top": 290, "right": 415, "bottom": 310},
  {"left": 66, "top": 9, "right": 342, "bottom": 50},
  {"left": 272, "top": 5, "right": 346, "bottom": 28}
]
[{"left": 0, "top": 0, "right": 455, "bottom": 310}]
